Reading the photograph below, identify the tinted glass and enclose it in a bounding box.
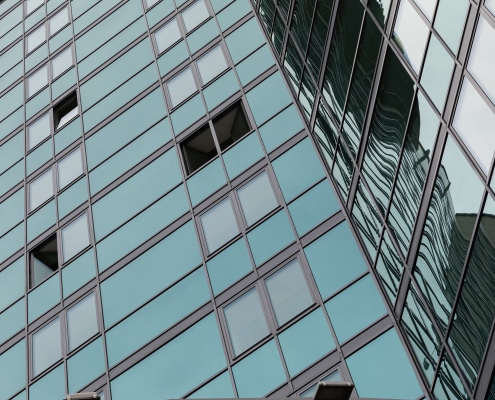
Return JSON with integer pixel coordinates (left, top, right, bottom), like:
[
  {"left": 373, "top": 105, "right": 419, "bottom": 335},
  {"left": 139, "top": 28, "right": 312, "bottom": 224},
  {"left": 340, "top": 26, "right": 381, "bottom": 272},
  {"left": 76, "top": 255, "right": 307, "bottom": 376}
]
[
  {"left": 237, "top": 171, "right": 278, "bottom": 226},
  {"left": 182, "top": 0, "right": 209, "bottom": 32},
  {"left": 28, "top": 113, "right": 50, "bottom": 150},
  {"left": 30, "top": 168, "right": 53, "bottom": 210},
  {"left": 58, "top": 147, "right": 83, "bottom": 189},
  {"left": 67, "top": 293, "right": 98, "bottom": 351},
  {"left": 200, "top": 197, "right": 239, "bottom": 253},
  {"left": 197, "top": 45, "right": 228, "bottom": 84},
  {"left": 32, "top": 318, "right": 62, "bottom": 376},
  {"left": 155, "top": 19, "right": 181, "bottom": 53},
  {"left": 61, "top": 213, "right": 90, "bottom": 262},
  {"left": 52, "top": 47, "right": 73, "bottom": 79},
  {"left": 167, "top": 67, "right": 197, "bottom": 107}
]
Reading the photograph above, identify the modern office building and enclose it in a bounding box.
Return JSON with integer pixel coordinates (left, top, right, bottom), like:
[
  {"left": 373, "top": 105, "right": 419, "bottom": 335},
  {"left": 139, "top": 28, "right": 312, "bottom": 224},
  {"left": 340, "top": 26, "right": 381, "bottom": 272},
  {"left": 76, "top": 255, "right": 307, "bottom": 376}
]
[{"left": 0, "top": 0, "right": 493, "bottom": 400}]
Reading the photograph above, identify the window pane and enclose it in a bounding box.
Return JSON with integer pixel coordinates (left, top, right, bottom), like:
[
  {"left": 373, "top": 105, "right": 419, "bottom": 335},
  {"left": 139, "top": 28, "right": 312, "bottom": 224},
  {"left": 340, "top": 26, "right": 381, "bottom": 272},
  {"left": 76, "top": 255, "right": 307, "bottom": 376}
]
[
  {"left": 224, "top": 288, "right": 269, "bottom": 355},
  {"left": 52, "top": 47, "right": 73, "bottom": 79},
  {"left": 32, "top": 318, "right": 62, "bottom": 376},
  {"left": 27, "top": 24, "right": 46, "bottom": 53},
  {"left": 182, "top": 0, "right": 209, "bottom": 32},
  {"left": 28, "top": 113, "right": 50, "bottom": 150},
  {"left": 237, "top": 172, "right": 278, "bottom": 226},
  {"left": 26, "top": 0, "right": 44, "bottom": 14},
  {"left": 200, "top": 198, "right": 239, "bottom": 253},
  {"left": 145, "top": 0, "right": 161, "bottom": 8},
  {"left": 197, "top": 46, "right": 228, "bottom": 85},
  {"left": 61, "top": 214, "right": 90, "bottom": 262},
  {"left": 28, "top": 65, "right": 48, "bottom": 97},
  {"left": 167, "top": 67, "right": 197, "bottom": 107},
  {"left": 58, "top": 147, "right": 83, "bottom": 189},
  {"left": 49, "top": 7, "right": 69, "bottom": 36},
  {"left": 30, "top": 169, "right": 53, "bottom": 211},
  {"left": 265, "top": 259, "right": 312, "bottom": 326},
  {"left": 67, "top": 293, "right": 98, "bottom": 351},
  {"left": 155, "top": 19, "right": 181, "bottom": 53}
]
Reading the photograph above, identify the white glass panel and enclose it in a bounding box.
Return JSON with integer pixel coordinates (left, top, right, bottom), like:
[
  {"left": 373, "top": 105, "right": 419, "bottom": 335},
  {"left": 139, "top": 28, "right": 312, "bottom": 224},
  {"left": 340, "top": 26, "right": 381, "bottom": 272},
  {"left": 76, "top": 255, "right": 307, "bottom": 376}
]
[
  {"left": 167, "top": 67, "right": 197, "bottom": 107},
  {"left": 27, "top": 24, "right": 46, "bottom": 53},
  {"left": 67, "top": 293, "right": 98, "bottom": 351},
  {"left": 237, "top": 172, "right": 278, "bottom": 226},
  {"left": 487, "top": 0, "right": 495, "bottom": 15},
  {"left": 26, "top": 0, "right": 44, "bottom": 15},
  {"left": 197, "top": 46, "right": 228, "bottom": 85},
  {"left": 28, "top": 65, "right": 48, "bottom": 97},
  {"left": 182, "top": 0, "right": 209, "bottom": 32},
  {"left": 52, "top": 47, "right": 73, "bottom": 79},
  {"left": 155, "top": 19, "right": 181, "bottom": 53},
  {"left": 49, "top": 7, "right": 69, "bottom": 36},
  {"left": 28, "top": 113, "right": 50, "bottom": 150},
  {"left": 201, "top": 197, "right": 239, "bottom": 253},
  {"left": 58, "top": 147, "right": 83, "bottom": 189},
  {"left": 30, "top": 169, "right": 54, "bottom": 211},
  {"left": 61, "top": 214, "right": 90, "bottom": 262},
  {"left": 32, "top": 318, "right": 62, "bottom": 376}
]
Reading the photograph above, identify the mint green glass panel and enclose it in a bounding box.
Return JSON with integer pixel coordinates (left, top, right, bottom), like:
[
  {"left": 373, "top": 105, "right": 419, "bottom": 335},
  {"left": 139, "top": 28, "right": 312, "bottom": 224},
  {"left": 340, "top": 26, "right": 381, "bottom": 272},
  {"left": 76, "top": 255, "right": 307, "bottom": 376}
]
[
  {"left": 0, "top": 4, "right": 21, "bottom": 37},
  {"left": 434, "top": 0, "right": 469, "bottom": 54},
  {"left": 57, "top": 177, "right": 88, "bottom": 220},
  {"left": 26, "top": 139, "right": 52, "bottom": 176},
  {"left": 92, "top": 150, "right": 181, "bottom": 240},
  {"left": 0, "top": 62, "right": 22, "bottom": 94},
  {"left": 0, "top": 339, "right": 26, "bottom": 400},
  {"left": 0, "top": 109, "right": 23, "bottom": 142},
  {"left": 326, "top": 275, "right": 387, "bottom": 343},
  {"left": 0, "top": 131, "right": 23, "bottom": 174},
  {"left": 29, "top": 364, "right": 64, "bottom": 400},
  {"left": 0, "top": 160, "right": 23, "bottom": 194},
  {"left": 186, "top": 19, "right": 219, "bottom": 55},
  {"left": 27, "top": 200, "right": 56, "bottom": 243},
  {"left": 67, "top": 337, "right": 105, "bottom": 392},
  {"left": 0, "top": 188, "right": 23, "bottom": 237},
  {"left": 187, "top": 158, "right": 227, "bottom": 206},
  {"left": 78, "top": 18, "right": 147, "bottom": 79},
  {"left": 106, "top": 268, "right": 210, "bottom": 366},
  {"left": 48, "top": 0, "right": 66, "bottom": 13},
  {"left": 0, "top": 299, "right": 25, "bottom": 345},
  {"left": 0, "top": 83, "right": 23, "bottom": 124},
  {"left": 51, "top": 67, "right": 77, "bottom": 100},
  {"left": 233, "top": 339, "right": 286, "bottom": 397},
  {"left": 11, "top": 389, "right": 26, "bottom": 400},
  {"left": 247, "top": 210, "right": 295, "bottom": 266},
  {"left": 0, "top": 41, "right": 22, "bottom": 78},
  {"left": 28, "top": 273, "right": 60, "bottom": 323},
  {"left": 225, "top": 17, "right": 265, "bottom": 63},
  {"left": 146, "top": 0, "right": 175, "bottom": 27},
  {"left": 217, "top": 0, "right": 251, "bottom": 31},
  {"left": 279, "top": 308, "right": 335, "bottom": 376},
  {"left": 304, "top": 222, "right": 367, "bottom": 300},
  {"left": 25, "top": 45, "right": 48, "bottom": 74},
  {"left": 211, "top": 0, "right": 232, "bottom": 12},
  {"left": 25, "top": 3, "right": 44, "bottom": 30},
  {"left": 89, "top": 119, "right": 171, "bottom": 195},
  {"left": 222, "top": 132, "right": 264, "bottom": 179},
  {"left": 236, "top": 45, "right": 275, "bottom": 87},
  {"left": 157, "top": 41, "right": 189, "bottom": 76},
  {"left": 48, "top": 25, "right": 72, "bottom": 54},
  {"left": 85, "top": 89, "right": 167, "bottom": 169},
  {"left": 101, "top": 220, "right": 201, "bottom": 326},
  {"left": 62, "top": 249, "right": 96, "bottom": 298},
  {"left": 170, "top": 94, "right": 206, "bottom": 135},
  {"left": 110, "top": 314, "right": 226, "bottom": 400},
  {"left": 206, "top": 238, "right": 252, "bottom": 295},
  {"left": 203, "top": 70, "right": 239, "bottom": 110},
  {"left": 188, "top": 371, "right": 234, "bottom": 398},
  {"left": 26, "top": 88, "right": 50, "bottom": 121},
  {"left": 0, "top": 256, "right": 24, "bottom": 312},
  {"left": 0, "top": 29, "right": 21, "bottom": 57},
  {"left": 54, "top": 117, "right": 82, "bottom": 154},
  {"left": 247, "top": 73, "right": 293, "bottom": 126},
  {"left": 96, "top": 185, "right": 189, "bottom": 271},
  {"left": 272, "top": 138, "right": 326, "bottom": 202},
  {"left": 288, "top": 180, "right": 340, "bottom": 236},
  {"left": 0, "top": 223, "right": 24, "bottom": 265},
  {"left": 346, "top": 329, "right": 422, "bottom": 399}
]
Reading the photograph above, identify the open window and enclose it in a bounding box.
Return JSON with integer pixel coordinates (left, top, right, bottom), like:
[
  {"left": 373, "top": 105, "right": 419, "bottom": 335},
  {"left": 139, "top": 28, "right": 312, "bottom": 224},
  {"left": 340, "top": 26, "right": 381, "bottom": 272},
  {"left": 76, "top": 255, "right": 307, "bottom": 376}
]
[
  {"left": 54, "top": 92, "right": 78, "bottom": 130},
  {"left": 182, "top": 125, "right": 218, "bottom": 174},
  {"left": 30, "top": 235, "right": 58, "bottom": 288},
  {"left": 212, "top": 101, "right": 250, "bottom": 150}
]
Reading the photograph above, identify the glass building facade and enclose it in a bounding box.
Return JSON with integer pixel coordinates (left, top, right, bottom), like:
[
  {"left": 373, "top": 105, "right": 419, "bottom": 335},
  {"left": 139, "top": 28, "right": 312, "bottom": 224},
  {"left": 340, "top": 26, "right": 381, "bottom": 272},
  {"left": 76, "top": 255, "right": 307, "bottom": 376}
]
[{"left": 0, "top": 0, "right": 492, "bottom": 400}]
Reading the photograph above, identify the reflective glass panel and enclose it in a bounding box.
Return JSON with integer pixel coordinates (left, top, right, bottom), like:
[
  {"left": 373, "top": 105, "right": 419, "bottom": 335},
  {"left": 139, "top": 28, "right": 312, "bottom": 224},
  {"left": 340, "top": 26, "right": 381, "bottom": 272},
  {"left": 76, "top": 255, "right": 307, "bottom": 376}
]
[
  {"left": 49, "top": 7, "right": 69, "bottom": 35},
  {"left": 67, "top": 293, "right": 98, "bottom": 351},
  {"left": 58, "top": 147, "right": 83, "bottom": 190},
  {"left": 487, "top": 0, "right": 495, "bottom": 15},
  {"left": 413, "top": 0, "right": 437, "bottom": 20},
  {"left": 30, "top": 169, "right": 53, "bottom": 211},
  {"left": 182, "top": 0, "right": 209, "bottom": 32},
  {"left": 52, "top": 47, "right": 73, "bottom": 79},
  {"left": 61, "top": 214, "right": 90, "bottom": 262},
  {"left": 27, "top": 24, "right": 46, "bottom": 53},
  {"left": 237, "top": 172, "right": 278, "bottom": 226},
  {"left": 167, "top": 67, "right": 197, "bottom": 107},
  {"left": 28, "top": 113, "right": 50, "bottom": 150},
  {"left": 197, "top": 46, "right": 228, "bottom": 85},
  {"left": 155, "top": 19, "right": 181, "bottom": 54},
  {"left": 26, "top": 0, "right": 44, "bottom": 14},
  {"left": 32, "top": 318, "right": 62, "bottom": 376},
  {"left": 200, "top": 197, "right": 239, "bottom": 253},
  {"left": 28, "top": 65, "right": 48, "bottom": 98},
  {"left": 145, "top": 0, "right": 161, "bottom": 8},
  {"left": 224, "top": 288, "right": 269, "bottom": 355}
]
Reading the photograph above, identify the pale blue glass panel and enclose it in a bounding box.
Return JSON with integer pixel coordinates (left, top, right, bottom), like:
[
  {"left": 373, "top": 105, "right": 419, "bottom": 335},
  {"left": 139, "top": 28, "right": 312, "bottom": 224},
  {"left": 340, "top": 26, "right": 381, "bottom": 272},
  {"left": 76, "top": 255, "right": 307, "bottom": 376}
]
[
  {"left": 0, "top": 298, "right": 25, "bottom": 345},
  {"left": 233, "top": 340, "right": 286, "bottom": 397},
  {"left": 0, "top": 62, "right": 22, "bottom": 95},
  {"left": 49, "top": 7, "right": 69, "bottom": 36},
  {"left": 67, "top": 293, "right": 98, "bottom": 351},
  {"left": 265, "top": 259, "right": 312, "bottom": 326},
  {"left": 26, "top": 139, "right": 52, "bottom": 176},
  {"left": 326, "top": 275, "right": 387, "bottom": 343},
  {"left": 0, "top": 41, "right": 22, "bottom": 78},
  {"left": 206, "top": 238, "right": 252, "bottom": 295},
  {"left": 0, "top": 132, "right": 23, "bottom": 175},
  {"left": 0, "top": 108, "right": 23, "bottom": 141},
  {"left": 187, "top": 158, "right": 227, "bottom": 206},
  {"left": 29, "top": 169, "right": 53, "bottom": 211},
  {"left": 346, "top": 329, "right": 422, "bottom": 398},
  {"left": 157, "top": 40, "right": 189, "bottom": 76},
  {"left": 288, "top": 180, "right": 340, "bottom": 236},
  {"left": 225, "top": 17, "right": 265, "bottom": 63},
  {"left": 27, "top": 113, "right": 50, "bottom": 150},
  {"left": 0, "top": 188, "right": 24, "bottom": 237},
  {"left": 26, "top": 88, "right": 50, "bottom": 121},
  {"left": 186, "top": 18, "right": 219, "bottom": 55},
  {"left": 51, "top": 67, "right": 77, "bottom": 100},
  {"left": 246, "top": 73, "right": 293, "bottom": 125},
  {"left": 304, "top": 223, "right": 367, "bottom": 299},
  {"left": 96, "top": 185, "right": 189, "bottom": 271},
  {"left": 48, "top": 25, "right": 72, "bottom": 53},
  {"left": 85, "top": 89, "right": 166, "bottom": 169},
  {"left": 168, "top": 67, "right": 197, "bottom": 108},
  {"left": 0, "top": 339, "right": 26, "bottom": 400},
  {"left": 32, "top": 318, "right": 62, "bottom": 376},
  {"left": 27, "top": 200, "right": 56, "bottom": 243},
  {"left": 201, "top": 197, "right": 239, "bottom": 253},
  {"left": 155, "top": 18, "right": 181, "bottom": 54},
  {"left": 27, "top": 65, "right": 48, "bottom": 98},
  {"left": 197, "top": 46, "right": 228, "bottom": 85},
  {"left": 434, "top": 0, "right": 469, "bottom": 54},
  {"left": 11, "top": 390, "right": 26, "bottom": 400},
  {"left": 58, "top": 147, "right": 83, "bottom": 189},
  {"left": 188, "top": 371, "right": 234, "bottom": 398},
  {"left": 62, "top": 249, "right": 96, "bottom": 298},
  {"left": 54, "top": 117, "right": 82, "bottom": 154},
  {"left": 272, "top": 138, "right": 326, "bottom": 202},
  {"left": 67, "top": 337, "right": 105, "bottom": 393},
  {"left": 0, "top": 160, "right": 23, "bottom": 195},
  {"left": 217, "top": 0, "right": 251, "bottom": 31},
  {"left": 182, "top": 0, "right": 209, "bottom": 32},
  {"left": 224, "top": 288, "right": 269, "bottom": 355},
  {"left": 28, "top": 273, "right": 60, "bottom": 323},
  {"left": 26, "top": 24, "right": 46, "bottom": 54},
  {"left": 203, "top": 70, "right": 239, "bottom": 110},
  {"left": 247, "top": 210, "right": 295, "bottom": 266},
  {"left": 89, "top": 119, "right": 171, "bottom": 195},
  {"left": 279, "top": 308, "right": 335, "bottom": 376},
  {"left": 52, "top": 47, "right": 73, "bottom": 79},
  {"left": 0, "top": 224, "right": 24, "bottom": 265},
  {"left": 0, "top": 3, "right": 21, "bottom": 35},
  {"left": 236, "top": 45, "right": 275, "bottom": 87},
  {"left": 57, "top": 177, "right": 87, "bottom": 219},
  {"left": 170, "top": 94, "right": 206, "bottom": 135},
  {"left": 106, "top": 268, "right": 210, "bottom": 366},
  {"left": 223, "top": 131, "right": 264, "bottom": 179},
  {"left": 0, "top": 83, "right": 23, "bottom": 122},
  {"left": 237, "top": 171, "right": 277, "bottom": 226},
  {"left": 61, "top": 214, "right": 90, "bottom": 262},
  {"left": 100, "top": 221, "right": 201, "bottom": 326},
  {"left": 0, "top": 256, "right": 24, "bottom": 312},
  {"left": 110, "top": 314, "right": 226, "bottom": 400},
  {"left": 29, "top": 364, "right": 64, "bottom": 400},
  {"left": 146, "top": 0, "right": 175, "bottom": 28}
]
